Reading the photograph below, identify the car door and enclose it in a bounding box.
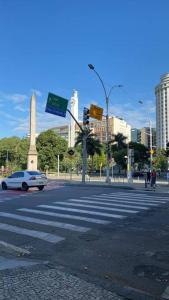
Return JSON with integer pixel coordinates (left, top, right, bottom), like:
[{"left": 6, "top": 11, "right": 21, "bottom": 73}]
[
  {"left": 6, "top": 172, "right": 19, "bottom": 188},
  {"left": 15, "top": 172, "right": 25, "bottom": 188}
]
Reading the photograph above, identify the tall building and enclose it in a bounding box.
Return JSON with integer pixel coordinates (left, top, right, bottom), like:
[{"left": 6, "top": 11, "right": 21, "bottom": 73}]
[
  {"left": 155, "top": 73, "right": 169, "bottom": 149},
  {"left": 51, "top": 125, "right": 69, "bottom": 142},
  {"left": 140, "top": 127, "right": 156, "bottom": 148},
  {"left": 131, "top": 128, "right": 141, "bottom": 143}
]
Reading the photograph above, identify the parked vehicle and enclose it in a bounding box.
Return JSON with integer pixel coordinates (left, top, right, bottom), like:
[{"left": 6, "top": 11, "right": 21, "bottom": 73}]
[{"left": 1, "top": 171, "right": 48, "bottom": 191}]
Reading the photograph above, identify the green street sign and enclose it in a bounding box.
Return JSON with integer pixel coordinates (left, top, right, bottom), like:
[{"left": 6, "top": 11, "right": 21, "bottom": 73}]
[{"left": 45, "top": 92, "right": 68, "bottom": 117}]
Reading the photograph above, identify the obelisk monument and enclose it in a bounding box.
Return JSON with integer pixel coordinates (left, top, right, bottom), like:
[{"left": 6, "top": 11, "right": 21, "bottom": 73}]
[
  {"left": 68, "top": 90, "right": 78, "bottom": 148},
  {"left": 27, "top": 93, "right": 38, "bottom": 171}
]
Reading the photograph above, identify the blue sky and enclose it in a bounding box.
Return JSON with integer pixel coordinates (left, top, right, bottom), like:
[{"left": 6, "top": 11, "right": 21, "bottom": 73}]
[{"left": 0, "top": 0, "right": 169, "bottom": 138}]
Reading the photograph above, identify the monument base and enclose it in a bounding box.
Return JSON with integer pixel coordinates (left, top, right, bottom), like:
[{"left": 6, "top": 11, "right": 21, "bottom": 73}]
[{"left": 27, "top": 146, "right": 38, "bottom": 171}]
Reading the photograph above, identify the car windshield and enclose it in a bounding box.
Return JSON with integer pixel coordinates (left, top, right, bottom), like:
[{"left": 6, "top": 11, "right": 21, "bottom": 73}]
[{"left": 27, "top": 171, "right": 41, "bottom": 175}]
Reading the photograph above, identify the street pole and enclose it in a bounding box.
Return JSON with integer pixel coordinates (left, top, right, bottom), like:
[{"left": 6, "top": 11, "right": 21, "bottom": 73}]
[
  {"left": 82, "top": 134, "right": 87, "bottom": 183},
  {"left": 127, "top": 145, "right": 132, "bottom": 183},
  {"left": 149, "top": 120, "right": 153, "bottom": 170},
  {"left": 6, "top": 150, "right": 9, "bottom": 168},
  {"left": 88, "top": 64, "right": 122, "bottom": 184},
  {"left": 67, "top": 109, "right": 87, "bottom": 183},
  {"left": 57, "top": 154, "right": 60, "bottom": 178},
  {"left": 105, "top": 96, "right": 110, "bottom": 183},
  {"left": 138, "top": 101, "right": 153, "bottom": 170}
]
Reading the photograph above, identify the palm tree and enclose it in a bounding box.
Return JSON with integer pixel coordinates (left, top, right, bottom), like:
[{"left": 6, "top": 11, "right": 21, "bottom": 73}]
[
  {"left": 75, "top": 129, "right": 102, "bottom": 172},
  {"left": 110, "top": 133, "right": 127, "bottom": 151}
]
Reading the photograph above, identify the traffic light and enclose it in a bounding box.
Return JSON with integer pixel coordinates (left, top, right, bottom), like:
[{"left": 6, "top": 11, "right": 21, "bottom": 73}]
[{"left": 83, "top": 107, "right": 90, "bottom": 126}]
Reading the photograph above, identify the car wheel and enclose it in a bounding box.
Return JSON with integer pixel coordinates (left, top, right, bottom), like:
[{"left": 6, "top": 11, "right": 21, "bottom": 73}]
[
  {"left": 2, "top": 182, "right": 7, "bottom": 190},
  {"left": 38, "top": 185, "right": 44, "bottom": 191},
  {"left": 22, "top": 182, "right": 29, "bottom": 191}
]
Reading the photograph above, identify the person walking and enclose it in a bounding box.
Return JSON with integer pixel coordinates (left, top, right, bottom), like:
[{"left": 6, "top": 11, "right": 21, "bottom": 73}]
[
  {"left": 150, "top": 169, "right": 157, "bottom": 191},
  {"left": 147, "top": 170, "right": 151, "bottom": 184}
]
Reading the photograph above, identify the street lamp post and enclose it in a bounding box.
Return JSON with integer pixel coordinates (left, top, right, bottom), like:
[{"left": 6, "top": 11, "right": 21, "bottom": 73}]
[
  {"left": 138, "top": 101, "right": 153, "bottom": 170},
  {"left": 88, "top": 64, "right": 122, "bottom": 183}
]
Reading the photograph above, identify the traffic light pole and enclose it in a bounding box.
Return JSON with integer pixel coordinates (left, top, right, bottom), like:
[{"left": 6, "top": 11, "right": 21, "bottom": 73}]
[
  {"left": 67, "top": 109, "right": 87, "bottom": 184},
  {"left": 82, "top": 134, "right": 87, "bottom": 183}
]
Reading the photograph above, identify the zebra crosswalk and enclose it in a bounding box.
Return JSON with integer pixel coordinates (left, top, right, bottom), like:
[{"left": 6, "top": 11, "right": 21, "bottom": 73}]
[{"left": 0, "top": 191, "right": 167, "bottom": 250}]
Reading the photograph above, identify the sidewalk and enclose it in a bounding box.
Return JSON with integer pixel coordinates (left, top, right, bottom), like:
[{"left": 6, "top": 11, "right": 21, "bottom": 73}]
[{"left": 0, "top": 264, "right": 124, "bottom": 300}]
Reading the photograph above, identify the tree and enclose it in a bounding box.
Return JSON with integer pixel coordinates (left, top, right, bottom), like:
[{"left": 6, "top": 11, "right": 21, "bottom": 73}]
[
  {"left": 129, "top": 142, "right": 148, "bottom": 169},
  {"left": 37, "top": 130, "right": 67, "bottom": 170},
  {"left": 153, "top": 149, "right": 168, "bottom": 171},
  {"left": 0, "top": 136, "right": 28, "bottom": 170},
  {"left": 113, "top": 149, "right": 127, "bottom": 172},
  {"left": 111, "top": 133, "right": 127, "bottom": 152}
]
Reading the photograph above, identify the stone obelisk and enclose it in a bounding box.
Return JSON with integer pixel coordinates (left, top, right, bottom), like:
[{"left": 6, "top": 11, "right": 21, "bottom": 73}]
[
  {"left": 68, "top": 90, "right": 78, "bottom": 148},
  {"left": 27, "top": 93, "right": 38, "bottom": 171}
]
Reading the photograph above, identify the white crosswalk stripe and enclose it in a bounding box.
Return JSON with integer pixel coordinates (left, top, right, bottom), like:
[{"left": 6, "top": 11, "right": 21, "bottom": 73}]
[
  {"left": 0, "top": 191, "right": 166, "bottom": 248},
  {"left": 0, "top": 222, "right": 64, "bottom": 243},
  {"left": 53, "top": 201, "right": 138, "bottom": 214},
  {"left": 80, "top": 196, "right": 159, "bottom": 206},
  {"left": 38, "top": 205, "right": 125, "bottom": 219},
  {"left": 18, "top": 208, "right": 110, "bottom": 225},
  {"left": 0, "top": 212, "right": 90, "bottom": 233},
  {"left": 111, "top": 192, "right": 167, "bottom": 200},
  {"left": 67, "top": 199, "right": 149, "bottom": 210},
  {"left": 85, "top": 195, "right": 165, "bottom": 204}
]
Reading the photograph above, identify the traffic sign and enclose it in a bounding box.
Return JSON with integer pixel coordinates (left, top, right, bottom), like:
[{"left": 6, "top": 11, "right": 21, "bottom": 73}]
[
  {"left": 90, "top": 104, "right": 103, "bottom": 121},
  {"left": 68, "top": 149, "right": 75, "bottom": 156},
  {"left": 45, "top": 93, "right": 68, "bottom": 117}
]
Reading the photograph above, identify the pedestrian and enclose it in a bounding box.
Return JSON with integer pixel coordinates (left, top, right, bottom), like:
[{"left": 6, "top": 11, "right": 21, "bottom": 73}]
[
  {"left": 147, "top": 170, "right": 151, "bottom": 184},
  {"left": 150, "top": 169, "right": 157, "bottom": 191}
]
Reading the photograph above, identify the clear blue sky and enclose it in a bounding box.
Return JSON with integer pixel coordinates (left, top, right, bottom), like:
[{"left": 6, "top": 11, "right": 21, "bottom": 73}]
[{"left": 0, "top": 0, "right": 169, "bottom": 137}]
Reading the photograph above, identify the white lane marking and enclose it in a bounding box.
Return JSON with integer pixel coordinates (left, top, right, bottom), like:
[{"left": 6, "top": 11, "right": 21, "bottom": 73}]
[
  {"left": 67, "top": 199, "right": 149, "bottom": 210},
  {"left": 80, "top": 197, "right": 158, "bottom": 207},
  {"left": 87, "top": 195, "right": 165, "bottom": 204},
  {"left": 54, "top": 202, "right": 138, "bottom": 214},
  {"left": 0, "top": 212, "right": 90, "bottom": 233},
  {"left": 18, "top": 208, "right": 110, "bottom": 225},
  {"left": 0, "top": 222, "right": 64, "bottom": 243},
  {"left": 38, "top": 205, "right": 125, "bottom": 219},
  {"left": 107, "top": 195, "right": 166, "bottom": 202},
  {"left": 0, "top": 240, "right": 30, "bottom": 254},
  {"left": 112, "top": 192, "right": 167, "bottom": 200}
]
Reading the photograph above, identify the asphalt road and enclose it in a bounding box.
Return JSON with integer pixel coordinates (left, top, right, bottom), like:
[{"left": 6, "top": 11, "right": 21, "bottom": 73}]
[{"left": 0, "top": 183, "right": 169, "bottom": 299}]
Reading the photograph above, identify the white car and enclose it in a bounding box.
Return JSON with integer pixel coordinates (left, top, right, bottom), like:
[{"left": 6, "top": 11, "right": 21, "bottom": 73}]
[{"left": 1, "top": 171, "right": 48, "bottom": 191}]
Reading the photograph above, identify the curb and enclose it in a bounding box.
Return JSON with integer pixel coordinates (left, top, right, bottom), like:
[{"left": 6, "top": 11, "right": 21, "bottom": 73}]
[{"left": 63, "top": 182, "right": 134, "bottom": 190}]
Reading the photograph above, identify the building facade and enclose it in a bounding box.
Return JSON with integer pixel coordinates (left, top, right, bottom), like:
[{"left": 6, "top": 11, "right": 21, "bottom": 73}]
[
  {"left": 51, "top": 125, "right": 69, "bottom": 141},
  {"left": 155, "top": 73, "right": 169, "bottom": 149},
  {"left": 140, "top": 127, "right": 156, "bottom": 148},
  {"left": 51, "top": 116, "right": 131, "bottom": 144},
  {"left": 131, "top": 128, "right": 141, "bottom": 143}
]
